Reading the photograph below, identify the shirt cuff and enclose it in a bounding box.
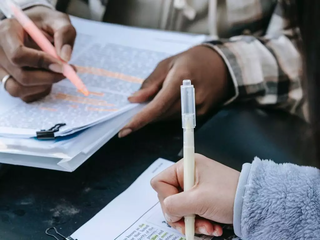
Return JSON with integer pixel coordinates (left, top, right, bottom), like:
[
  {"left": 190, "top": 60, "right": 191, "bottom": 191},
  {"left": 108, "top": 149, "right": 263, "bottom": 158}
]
[
  {"left": 19, "top": 1, "right": 54, "bottom": 11},
  {"left": 0, "top": 1, "right": 54, "bottom": 19},
  {"left": 233, "top": 162, "right": 252, "bottom": 238}
]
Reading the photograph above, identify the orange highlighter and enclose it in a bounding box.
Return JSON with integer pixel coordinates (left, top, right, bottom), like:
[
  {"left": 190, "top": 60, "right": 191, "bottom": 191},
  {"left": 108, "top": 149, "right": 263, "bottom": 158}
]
[{"left": 0, "top": 0, "right": 89, "bottom": 96}]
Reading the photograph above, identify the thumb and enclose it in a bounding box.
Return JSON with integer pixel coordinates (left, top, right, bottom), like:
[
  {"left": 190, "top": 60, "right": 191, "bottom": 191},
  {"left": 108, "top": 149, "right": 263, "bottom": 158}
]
[
  {"left": 163, "top": 190, "right": 199, "bottom": 223},
  {"left": 52, "top": 17, "right": 77, "bottom": 62}
]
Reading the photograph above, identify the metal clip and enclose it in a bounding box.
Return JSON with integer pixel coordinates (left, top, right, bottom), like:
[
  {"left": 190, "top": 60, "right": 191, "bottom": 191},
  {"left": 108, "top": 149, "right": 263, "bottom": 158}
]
[
  {"left": 45, "top": 227, "right": 77, "bottom": 240},
  {"left": 36, "top": 123, "right": 66, "bottom": 139}
]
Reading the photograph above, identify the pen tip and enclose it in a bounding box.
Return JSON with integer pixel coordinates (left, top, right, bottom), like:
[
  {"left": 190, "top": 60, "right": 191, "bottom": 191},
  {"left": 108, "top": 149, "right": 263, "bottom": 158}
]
[{"left": 81, "top": 88, "right": 90, "bottom": 96}]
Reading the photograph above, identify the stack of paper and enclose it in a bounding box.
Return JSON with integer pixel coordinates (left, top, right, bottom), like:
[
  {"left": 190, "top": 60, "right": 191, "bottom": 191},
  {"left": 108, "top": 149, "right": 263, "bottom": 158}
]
[{"left": 0, "top": 17, "right": 206, "bottom": 171}]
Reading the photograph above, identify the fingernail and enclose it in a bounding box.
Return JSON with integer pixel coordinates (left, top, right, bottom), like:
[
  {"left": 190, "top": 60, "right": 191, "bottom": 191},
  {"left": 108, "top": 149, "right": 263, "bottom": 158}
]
[
  {"left": 213, "top": 230, "right": 222, "bottom": 237},
  {"left": 60, "top": 44, "right": 72, "bottom": 62},
  {"left": 164, "top": 213, "right": 173, "bottom": 223},
  {"left": 49, "top": 63, "right": 63, "bottom": 73},
  {"left": 118, "top": 129, "right": 132, "bottom": 138},
  {"left": 176, "top": 227, "right": 183, "bottom": 235},
  {"left": 198, "top": 227, "right": 210, "bottom": 236}
]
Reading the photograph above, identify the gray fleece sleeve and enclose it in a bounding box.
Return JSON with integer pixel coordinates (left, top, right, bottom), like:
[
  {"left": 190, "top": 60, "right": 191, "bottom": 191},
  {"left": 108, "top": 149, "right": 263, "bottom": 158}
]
[
  {"left": 233, "top": 157, "right": 320, "bottom": 240},
  {"left": 0, "top": 0, "right": 54, "bottom": 19}
]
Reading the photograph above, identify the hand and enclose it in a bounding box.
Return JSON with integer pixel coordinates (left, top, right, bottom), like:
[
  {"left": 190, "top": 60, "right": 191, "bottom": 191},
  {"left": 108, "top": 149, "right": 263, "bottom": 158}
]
[
  {"left": 118, "top": 46, "right": 234, "bottom": 138},
  {"left": 0, "top": 6, "right": 76, "bottom": 102},
  {"left": 151, "top": 154, "right": 240, "bottom": 237}
]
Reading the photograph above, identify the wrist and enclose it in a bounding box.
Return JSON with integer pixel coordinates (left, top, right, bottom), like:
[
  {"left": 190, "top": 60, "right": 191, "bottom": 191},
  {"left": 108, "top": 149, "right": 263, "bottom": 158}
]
[
  {"left": 200, "top": 44, "right": 236, "bottom": 105},
  {"left": 229, "top": 170, "right": 240, "bottom": 224},
  {"left": 233, "top": 163, "right": 251, "bottom": 237},
  {"left": 220, "top": 56, "right": 236, "bottom": 104},
  {"left": 198, "top": 45, "right": 236, "bottom": 105}
]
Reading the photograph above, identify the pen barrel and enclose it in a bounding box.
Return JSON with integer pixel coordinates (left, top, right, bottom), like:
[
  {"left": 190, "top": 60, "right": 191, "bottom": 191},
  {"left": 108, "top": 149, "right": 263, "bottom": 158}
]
[
  {"left": 183, "top": 127, "right": 195, "bottom": 239},
  {"left": 183, "top": 126, "right": 195, "bottom": 191},
  {"left": 62, "top": 64, "right": 88, "bottom": 94},
  {"left": 181, "top": 80, "right": 196, "bottom": 239},
  {"left": 23, "top": 21, "right": 59, "bottom": 58},
  {"left": 9, "top": 3, "right": 58, "bottom": 58},
  {"left": 185, "top": 215, "right": 195, "bottom": 239}
]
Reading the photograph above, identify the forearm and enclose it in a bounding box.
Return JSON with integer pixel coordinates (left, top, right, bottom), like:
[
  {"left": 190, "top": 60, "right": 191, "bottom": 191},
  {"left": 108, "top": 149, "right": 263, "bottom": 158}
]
[{"left": 234, "top": 158, "right": 320, "bottom": 239}]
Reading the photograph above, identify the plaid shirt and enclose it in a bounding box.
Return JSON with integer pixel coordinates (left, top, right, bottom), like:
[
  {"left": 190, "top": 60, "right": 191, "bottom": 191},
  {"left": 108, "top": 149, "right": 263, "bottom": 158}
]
[
  {"left": 206, "top": 1, "right": 305, "bottom": 120},
  {"left": 0, "top": 0, "right": 305, "bottom": 120}
]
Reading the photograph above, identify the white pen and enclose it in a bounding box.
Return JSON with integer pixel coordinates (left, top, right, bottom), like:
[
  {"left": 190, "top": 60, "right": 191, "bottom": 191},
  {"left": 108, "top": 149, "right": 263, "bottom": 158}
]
[{"left": 181, "top": 80, "right": 196, "bottom": 240}]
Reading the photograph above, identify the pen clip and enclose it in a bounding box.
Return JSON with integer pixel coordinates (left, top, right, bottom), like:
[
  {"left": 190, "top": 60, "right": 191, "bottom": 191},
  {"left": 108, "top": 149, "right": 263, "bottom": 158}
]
[{"left": 45, "top": 227, "right": 77, "bottom": 240}]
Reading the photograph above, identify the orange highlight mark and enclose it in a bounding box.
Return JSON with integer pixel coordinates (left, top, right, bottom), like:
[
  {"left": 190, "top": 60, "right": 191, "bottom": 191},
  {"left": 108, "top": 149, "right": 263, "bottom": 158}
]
[
  {"left": 75, "top": 66, "right": 143, "bottom": 84},
  {"left": 87, "top": 107, "right": 118, "bottom": 112},
  {"left": 89, "top": 91, "right": 105, "bottom": 97},
  {"left": 54, "top": 93, "right": 114, "bottom": 107},
  {"left": 77, "top": 90, "right": 105, "bottom": 97},
  {"left": 69, "top": 105, "right": 78, "bottom": 109},
  {"left": 40, "top": 107, "right": 57, "bottom": 112}
]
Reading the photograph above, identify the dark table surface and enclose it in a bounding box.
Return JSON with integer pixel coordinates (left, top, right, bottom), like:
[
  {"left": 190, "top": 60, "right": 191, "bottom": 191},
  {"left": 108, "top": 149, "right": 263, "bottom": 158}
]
[
  {"left": 0, "top": 119, "right": 184, "bottom": 240},
  {"left": 0, "top": 105, "right": 314, "bottom": 240}
]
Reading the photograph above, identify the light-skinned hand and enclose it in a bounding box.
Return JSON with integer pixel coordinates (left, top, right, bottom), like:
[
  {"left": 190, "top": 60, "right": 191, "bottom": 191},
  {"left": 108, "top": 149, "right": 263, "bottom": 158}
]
[{"left": 151, "top": 154, "right": 240, "bottom": 237}]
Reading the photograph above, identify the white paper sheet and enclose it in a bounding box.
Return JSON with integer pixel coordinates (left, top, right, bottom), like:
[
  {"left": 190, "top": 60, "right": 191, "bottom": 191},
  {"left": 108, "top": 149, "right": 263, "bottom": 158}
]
[{"left": 71, "top": 159, "right": 211, "bottom": 240}]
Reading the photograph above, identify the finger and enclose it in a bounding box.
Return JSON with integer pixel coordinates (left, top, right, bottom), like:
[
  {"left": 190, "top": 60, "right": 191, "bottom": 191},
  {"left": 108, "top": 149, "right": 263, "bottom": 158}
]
[
  {"left": 0, "top": 67, "right": 9, "bottom": 78},
  {"left": 172, "top": 218, "right": 223, "bottom": 237},
  {"left": 195, "top": 219, "right": 223, "bottom": 237},
  {"left": 128, "top": 59, "right": 171, "bottom": 103},
  {"left": 25, "top": 31, "right": 54, "bottom": 50},
  {"left": 5, "top": 76, "right": 52, "bottom": 99},
  {"left": 119, "top": 69, "right": 182, "bottom": 137},
  {"left": 158, "top": 191, "right": 180, "bottom": 224},
  {"left": 50, "top": 14, "right": 77, "bottom": 62},
  {"left": 151, "top": 162, "right": 184, "bottom": 223},
  {"left": 163, "top": 190, "right": 204, "bottom": 223},
  {"left": 0, "top": 67, "right": 14, "bottom": 93},
  {"left": 156, "top": 100, "right": 181, "bottom": 122},
  {"left": 11, "top": 69, "right": 65, "bottom": 86},
  {"left": 151, "top": 161, "right": 184, "bottom": 196},
  {"left": 0, "top": 19, "right": 63, "bottom": 71},
  {"left": 21, "top": 86, "right": 52, "bottom": 103}
]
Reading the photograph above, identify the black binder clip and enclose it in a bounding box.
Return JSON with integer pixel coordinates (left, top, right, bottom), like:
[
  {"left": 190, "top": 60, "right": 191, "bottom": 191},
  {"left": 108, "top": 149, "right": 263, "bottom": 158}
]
[
  {"left": 36, "top": 123, "right": 66, "bottom": 140},
  {"left": 45, "top": 227, "right": 77, "bottom": 240}
]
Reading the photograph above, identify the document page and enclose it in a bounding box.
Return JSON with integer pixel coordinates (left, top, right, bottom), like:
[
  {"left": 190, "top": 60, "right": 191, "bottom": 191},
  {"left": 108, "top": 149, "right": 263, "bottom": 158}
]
[
  {"left": 71, "top": 159, "right": 211, "bottom": 240},
  {"left": 0, "top": 38, "right": 167, "bottom": 138},
  {"left": 0, "top": 32, "right": 172, "bottom": 138}
]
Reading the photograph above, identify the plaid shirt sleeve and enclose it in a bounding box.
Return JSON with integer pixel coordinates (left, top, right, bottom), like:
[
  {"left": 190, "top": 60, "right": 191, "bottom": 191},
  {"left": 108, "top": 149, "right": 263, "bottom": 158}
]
[
  {"left": 205, "top": 1, "right": 304, "bottom": 119},
  {"left": 0, "top": 0, "right": 54, "bottom": 19}
]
